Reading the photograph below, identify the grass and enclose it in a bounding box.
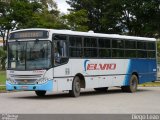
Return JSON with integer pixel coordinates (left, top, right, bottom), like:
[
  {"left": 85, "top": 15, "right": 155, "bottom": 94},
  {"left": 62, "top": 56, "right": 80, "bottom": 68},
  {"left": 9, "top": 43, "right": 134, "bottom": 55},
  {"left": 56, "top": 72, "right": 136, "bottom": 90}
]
[
  {"left": 0, "top": 71, "right": 6, "bottom": 93},
  {"left": 0, "top": 71, "right": 6, "bottom": 85},
  {"left": 139, "top": 81, "right": 160, "bottom": 87},
  {"left": 0, "top": 86, "right": 6, "bottom": 93}
]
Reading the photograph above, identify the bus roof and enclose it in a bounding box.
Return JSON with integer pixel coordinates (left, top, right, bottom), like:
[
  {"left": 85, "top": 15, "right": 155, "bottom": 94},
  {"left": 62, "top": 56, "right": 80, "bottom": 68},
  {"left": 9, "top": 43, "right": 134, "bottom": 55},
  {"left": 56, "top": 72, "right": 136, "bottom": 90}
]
[{"left": 11, "top": 28, "right": 156, "bottom": 41}]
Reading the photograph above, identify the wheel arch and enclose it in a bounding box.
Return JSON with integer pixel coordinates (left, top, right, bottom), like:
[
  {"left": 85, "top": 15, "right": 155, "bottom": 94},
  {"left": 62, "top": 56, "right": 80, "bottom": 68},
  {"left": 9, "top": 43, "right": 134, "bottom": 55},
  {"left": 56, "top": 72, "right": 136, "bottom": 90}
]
[{"left": 75, "top": 73, "right": 86, "bottom": 88}]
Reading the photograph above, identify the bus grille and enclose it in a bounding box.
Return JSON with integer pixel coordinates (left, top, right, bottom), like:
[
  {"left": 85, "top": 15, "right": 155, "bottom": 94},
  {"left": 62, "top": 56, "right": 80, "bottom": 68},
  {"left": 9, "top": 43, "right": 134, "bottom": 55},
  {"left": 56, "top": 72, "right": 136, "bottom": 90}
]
[
  {"left": 10, "top": 74, "right": 43, "bottom": 85},
  {"left": 15, "top": 79, "right": 37, "bottom": 85}
]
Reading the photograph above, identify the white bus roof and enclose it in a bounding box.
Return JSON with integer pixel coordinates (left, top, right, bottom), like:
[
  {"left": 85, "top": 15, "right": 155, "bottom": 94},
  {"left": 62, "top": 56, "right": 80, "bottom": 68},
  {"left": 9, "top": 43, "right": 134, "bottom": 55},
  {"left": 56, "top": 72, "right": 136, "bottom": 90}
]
[{"left": 11, "top": 28, "right": 156, "bottom": 41}]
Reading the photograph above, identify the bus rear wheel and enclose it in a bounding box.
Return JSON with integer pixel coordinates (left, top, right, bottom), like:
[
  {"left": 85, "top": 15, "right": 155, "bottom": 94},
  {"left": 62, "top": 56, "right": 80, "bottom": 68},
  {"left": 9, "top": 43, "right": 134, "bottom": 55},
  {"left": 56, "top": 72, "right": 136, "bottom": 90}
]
[
  {"left": 122, "top": 75, "right": 138, "bottom": 93},
  {"left": 94, "top": 87, "right": 108, "bottom": 92},
  {"left": 35, "top": 90, "right": 46, "bottom": 97},
  {"left": 69, "top": 76, "right": 81, "bottom": 97}
]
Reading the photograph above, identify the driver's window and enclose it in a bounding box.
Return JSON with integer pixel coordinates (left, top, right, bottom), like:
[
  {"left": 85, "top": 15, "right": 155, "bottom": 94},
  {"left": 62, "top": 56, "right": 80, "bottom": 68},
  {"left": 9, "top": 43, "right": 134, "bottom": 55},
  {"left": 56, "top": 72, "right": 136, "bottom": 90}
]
[{"left": 53, "top": 34, "right": 68, "bottom": 66}]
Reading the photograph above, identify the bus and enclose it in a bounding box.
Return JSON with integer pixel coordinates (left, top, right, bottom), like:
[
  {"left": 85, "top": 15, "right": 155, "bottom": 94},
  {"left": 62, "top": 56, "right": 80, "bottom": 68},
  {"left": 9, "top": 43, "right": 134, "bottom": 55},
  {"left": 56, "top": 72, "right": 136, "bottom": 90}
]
[{"left": 6, "top": 28, "right": 157, "bottom": 97}]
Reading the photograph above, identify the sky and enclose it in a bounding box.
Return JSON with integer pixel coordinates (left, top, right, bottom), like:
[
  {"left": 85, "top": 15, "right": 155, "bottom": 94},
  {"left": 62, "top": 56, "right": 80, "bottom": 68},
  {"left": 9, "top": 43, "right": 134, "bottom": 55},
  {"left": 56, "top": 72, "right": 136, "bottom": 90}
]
[{"left": 54, "top": 0, "right": 70, "bottom": 14}]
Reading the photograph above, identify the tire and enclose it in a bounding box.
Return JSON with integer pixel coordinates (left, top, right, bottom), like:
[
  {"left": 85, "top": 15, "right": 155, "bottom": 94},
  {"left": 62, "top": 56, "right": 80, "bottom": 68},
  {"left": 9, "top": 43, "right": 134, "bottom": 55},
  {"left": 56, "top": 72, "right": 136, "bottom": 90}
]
[
  {"left": 35, "top": 90, "right": 46, "bottom": 97},
  {"left": 122, "top": 75, "right": 138, "bottom": 93},
  {"left": 69, "top": 76, "right": 81, "bottom": 97},
  {"left": 94, "top": 87, "right": 108, "bottom": 92}
]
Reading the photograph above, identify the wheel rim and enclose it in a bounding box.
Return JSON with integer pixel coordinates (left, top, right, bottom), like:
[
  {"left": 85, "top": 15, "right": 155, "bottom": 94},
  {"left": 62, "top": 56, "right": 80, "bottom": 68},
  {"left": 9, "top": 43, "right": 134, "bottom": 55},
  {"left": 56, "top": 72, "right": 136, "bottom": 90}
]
[
  {"left": 75, "top": 80, "right": 80, "bottom": 93},
  {"left": 131, "top": 78, "right": 137, "bottom": 90}
]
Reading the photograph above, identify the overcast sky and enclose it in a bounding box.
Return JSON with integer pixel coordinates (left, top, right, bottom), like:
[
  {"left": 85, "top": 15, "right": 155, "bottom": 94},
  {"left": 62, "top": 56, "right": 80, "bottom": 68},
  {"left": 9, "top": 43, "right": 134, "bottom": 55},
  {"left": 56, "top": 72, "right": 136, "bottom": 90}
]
[{"left": 54, "top": 0, "right": 70, "bottom": 13}]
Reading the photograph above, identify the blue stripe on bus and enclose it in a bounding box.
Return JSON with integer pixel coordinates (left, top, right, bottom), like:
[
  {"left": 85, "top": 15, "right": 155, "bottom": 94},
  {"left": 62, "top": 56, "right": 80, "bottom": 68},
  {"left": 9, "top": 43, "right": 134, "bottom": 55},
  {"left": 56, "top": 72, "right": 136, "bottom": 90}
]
[
  {"left": 124, "top": 59, "right": 156, "bottom": 86},
  {"left": 6, "top": 80, "right": 53, "bottom": 91},
  {"left": 124, "top": 59, "right": 131, "bottom": 86}
]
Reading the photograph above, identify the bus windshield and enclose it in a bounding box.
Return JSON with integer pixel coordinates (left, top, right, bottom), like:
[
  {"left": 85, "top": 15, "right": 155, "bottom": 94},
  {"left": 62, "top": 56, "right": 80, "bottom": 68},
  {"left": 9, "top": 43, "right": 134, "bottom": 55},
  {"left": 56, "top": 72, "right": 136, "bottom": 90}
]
[{"left": 8, "top": 40, "right": 52, "bottom": 70}]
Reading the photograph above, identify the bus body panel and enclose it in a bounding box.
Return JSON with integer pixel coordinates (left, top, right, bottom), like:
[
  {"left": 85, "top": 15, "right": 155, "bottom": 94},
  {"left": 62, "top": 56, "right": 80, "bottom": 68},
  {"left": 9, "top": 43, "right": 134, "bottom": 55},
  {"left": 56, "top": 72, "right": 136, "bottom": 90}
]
[
  {"left": 124, "top": 59, "right": 157, "bottom": 85},
  {"left": 7, "top": 58, "right": 156, "bottom": 91},
  {"left": 53, "top": 59, "right": 156, "bottom": 90},
  {"left": 6, "top": 80, "right": 53, "bottom": 91},
  {"left": 70, "top": 59, "right": 128, "bottom": 88},
  {"left": 6, "top": 69, "right": 54, "bottom": 91},
  {"left": 53, "top": 59, "right": 127, "bottom": 89}
]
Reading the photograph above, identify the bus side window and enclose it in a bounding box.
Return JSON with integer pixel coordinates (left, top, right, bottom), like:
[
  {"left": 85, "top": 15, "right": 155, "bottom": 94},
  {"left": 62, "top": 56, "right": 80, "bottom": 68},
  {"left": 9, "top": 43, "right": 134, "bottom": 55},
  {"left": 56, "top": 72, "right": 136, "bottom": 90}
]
[
  {"left": 53, "top": 34, "right": 68, "bottom": 65},
  {"left": 58, "top": 40, "right": 67, "bottom": 57}
]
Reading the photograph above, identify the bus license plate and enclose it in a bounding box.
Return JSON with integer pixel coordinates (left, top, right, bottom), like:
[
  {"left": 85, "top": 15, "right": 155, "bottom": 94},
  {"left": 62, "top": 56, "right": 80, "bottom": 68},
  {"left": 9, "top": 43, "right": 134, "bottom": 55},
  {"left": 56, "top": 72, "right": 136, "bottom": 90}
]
[{"left": 21, "top": 86, "right": 28, "bottom": 89}]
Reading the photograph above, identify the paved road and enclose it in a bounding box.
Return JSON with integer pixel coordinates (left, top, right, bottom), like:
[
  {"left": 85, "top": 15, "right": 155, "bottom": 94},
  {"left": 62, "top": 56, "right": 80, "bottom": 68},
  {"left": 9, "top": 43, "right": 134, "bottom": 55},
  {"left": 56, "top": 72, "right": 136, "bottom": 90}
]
[{"left": 0, "top": 87, "right": 160, "bottom": 114}]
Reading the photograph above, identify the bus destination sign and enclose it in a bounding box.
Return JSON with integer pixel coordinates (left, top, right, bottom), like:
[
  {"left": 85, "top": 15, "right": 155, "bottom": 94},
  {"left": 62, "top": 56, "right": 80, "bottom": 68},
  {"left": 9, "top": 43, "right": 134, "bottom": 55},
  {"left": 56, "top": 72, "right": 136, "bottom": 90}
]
[{"left": 9, "top": 30, "right": 49, "bottom": 39}]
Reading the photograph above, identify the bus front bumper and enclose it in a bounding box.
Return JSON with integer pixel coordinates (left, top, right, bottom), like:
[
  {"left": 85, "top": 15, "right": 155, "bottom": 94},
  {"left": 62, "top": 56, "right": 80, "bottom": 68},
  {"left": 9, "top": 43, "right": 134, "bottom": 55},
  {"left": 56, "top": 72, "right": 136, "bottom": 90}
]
[{"left": 6, "top": 80, "right": 53, "bottom": 91}]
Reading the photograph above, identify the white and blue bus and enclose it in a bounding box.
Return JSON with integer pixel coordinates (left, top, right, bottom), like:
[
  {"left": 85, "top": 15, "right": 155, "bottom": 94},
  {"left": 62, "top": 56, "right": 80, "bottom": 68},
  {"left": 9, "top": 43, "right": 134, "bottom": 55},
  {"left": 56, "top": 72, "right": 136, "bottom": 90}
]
[{"left": 6, "top": 28, "right": 157, "bottom": 97}]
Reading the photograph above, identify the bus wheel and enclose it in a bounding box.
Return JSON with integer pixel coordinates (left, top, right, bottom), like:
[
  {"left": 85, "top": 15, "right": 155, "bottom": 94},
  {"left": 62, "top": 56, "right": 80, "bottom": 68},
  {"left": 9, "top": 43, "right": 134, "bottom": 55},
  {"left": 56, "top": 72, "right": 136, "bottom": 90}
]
[
  {"left": 94, "top": 87, "right": 108, "bottom": 92},
  {"left": 35, "top": 90, "right": 46, "bottom": 97},
  {"left": 122, "top": 75, "right": 138, "bottom": 93},
  {"left": 69, "top": 76, "right": 81, "bottom": 97}
]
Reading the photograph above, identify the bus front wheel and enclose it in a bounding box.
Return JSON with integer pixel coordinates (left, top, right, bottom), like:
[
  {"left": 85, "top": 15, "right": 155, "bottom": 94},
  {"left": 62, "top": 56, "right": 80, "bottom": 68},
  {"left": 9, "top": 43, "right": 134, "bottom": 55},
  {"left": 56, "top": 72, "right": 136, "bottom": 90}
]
[
  {"left": 122, "top": 75, "right": 138, "bottom": 93},
  {"left": 69, "top": 76, "right": 81, "bottom": 97},
  {"left": 35, "top": 90, "right": 46, "bottom": 97}
]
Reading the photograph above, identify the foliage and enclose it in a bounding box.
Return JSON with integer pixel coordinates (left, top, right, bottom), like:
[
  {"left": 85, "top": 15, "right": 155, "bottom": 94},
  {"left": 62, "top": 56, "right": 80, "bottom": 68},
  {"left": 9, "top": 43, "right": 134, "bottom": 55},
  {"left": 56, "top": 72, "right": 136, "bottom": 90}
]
[
  {"left": 119, "top": 0, "right": 160, "bottom": 37},
  {"left": 0, "top": 71, "right": 6, "bottom": 85},
  {"left": 157, "top": 40, "right": 160, "bottom": 54},
  {"left": 0, "top": 1, "right": 12, "bottom": 49},
  {"left": 0, "top": 47, "right": 7, "bottom": 70},
  {"left": 62, "top": 9, "right": 88, "bottom": 31},
  {"left": 157, "top": 40, "right": 160, "bottom": 63},
  {"left": 139, "top": 81, "right": 160, "bottom": 87},
  {"left": 66, "top": 0, "right": 122, "bottom": 33},
  {"left": 66, "top": 0, "right": 160, "bottom": 37},
  {"left": 0, "top": 86, "right": 6, "bottom": 92},
  {"left": 0, "top": 0, "right": 67, "bottom": 49}
]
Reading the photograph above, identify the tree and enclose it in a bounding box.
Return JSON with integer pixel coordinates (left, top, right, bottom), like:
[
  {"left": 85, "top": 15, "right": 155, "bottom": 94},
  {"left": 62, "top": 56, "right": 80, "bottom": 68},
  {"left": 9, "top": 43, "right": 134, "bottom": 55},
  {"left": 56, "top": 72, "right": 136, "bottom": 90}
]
[
  {"left": 0, "top": 47, "right": 7, "bottom": 70},
  {"left": 0, "top": 0, "right": 42, "bottom": 49},
  {"left": 0, "top": 0, "right": 67, "bottom": 50},
  {"left": 157, "top": 39, "right": 160, "bottom": 63},
  {"left": 0, "top": 1, "right": 13, "bottom": 50},
  {"left": 119, "top": 0, "right": 160, "bottom": 37},
  {"left": 66, "top": 0, "right": 122, "bottom": 33},
  {"left": 62, "top": 9, "right": 88, "bottom": 31},
  {"left": 66, "top": 0, "right": 160, "bottom": 37}
]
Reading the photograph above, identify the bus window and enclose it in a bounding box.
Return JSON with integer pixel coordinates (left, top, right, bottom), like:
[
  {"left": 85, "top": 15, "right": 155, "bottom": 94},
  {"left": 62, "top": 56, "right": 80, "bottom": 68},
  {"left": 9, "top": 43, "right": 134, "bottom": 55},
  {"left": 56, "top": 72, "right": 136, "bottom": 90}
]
[
  {"left": 70, "top": 48, "right": 83, "bottom": 57},
  {"left": 125, "top": 40, "right": 136, "bottom": 49},
  {"left": 84, "top": 37, "right": 97, "bottom": 47},
  {"left": 69, "top": 36, "right": 83, "bottom": 57},
  {"left": 53, "top": 35, "right": 68, "bottom": 66},
  {"left": 112, "top": 39, "right": 124, "bottom": 48},
  {"left": 69, "top": 36, "right": 82, "bottom": 47},
  {"left": 8, "top": 42, "right": 26, "bottom": 70},
  {"left": 148, "top": 51, "right": 156, "bottom": 58},
  {"left": 99, "top": 49, "right": 111, "bottom": 58},
  {"left": 125, "top": 50, "right": 137, "bottom": 58},
  {"left": 147, "top": 42, "right": 155, "bottom": 50},
  {"left": 137, "top": 50, "right": 147, "bottom": 58},
  {"left": 112, "top": 49, "right": 124, "bottom": 58},
  {"left": 137, "top": 41, "right": 147, "bottom": 50},
  {"left": 84, "top": 48, "right": 97, "bottom": 57},
  {"left": 99, "top": 38, "right": 110, "bottom": 48},
  {"left": 83, "top": 37, "right": 97, "bottom": 58}
]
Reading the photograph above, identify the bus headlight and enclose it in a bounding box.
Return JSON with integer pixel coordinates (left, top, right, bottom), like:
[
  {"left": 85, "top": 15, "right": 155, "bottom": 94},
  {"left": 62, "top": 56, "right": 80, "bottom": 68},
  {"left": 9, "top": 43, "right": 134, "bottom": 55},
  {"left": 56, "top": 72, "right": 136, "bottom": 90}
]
[
  {"left": 35, "top": 78, "right": 48, "bottom": 84},
  {"left": 7, "top": 78, "right": 17, "bottom": 84}
]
